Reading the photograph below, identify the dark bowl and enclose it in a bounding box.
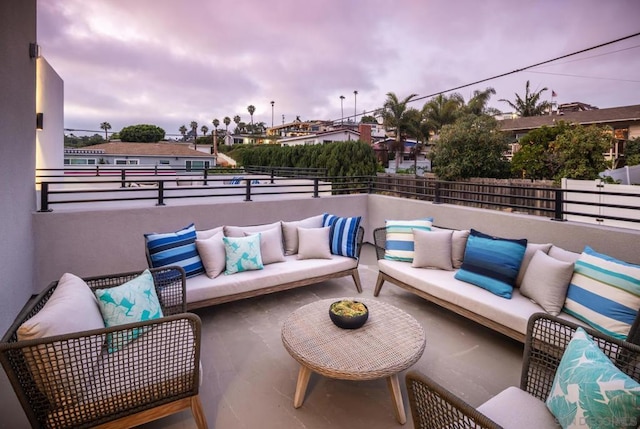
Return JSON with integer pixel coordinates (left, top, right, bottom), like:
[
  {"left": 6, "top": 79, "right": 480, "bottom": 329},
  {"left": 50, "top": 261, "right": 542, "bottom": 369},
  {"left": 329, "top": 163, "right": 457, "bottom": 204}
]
[{"left": 329, "top": 301, "right": 369, "bottom": 329}]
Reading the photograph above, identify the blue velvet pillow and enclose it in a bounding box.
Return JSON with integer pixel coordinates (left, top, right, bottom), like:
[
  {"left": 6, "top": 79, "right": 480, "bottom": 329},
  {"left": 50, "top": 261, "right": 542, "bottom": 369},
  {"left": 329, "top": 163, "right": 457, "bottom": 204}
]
[
  {"left": 145, "top": 223, "right": 204, "bottom": 278},
  {"left": 322, "top": 214, "right": 362, "bottom": 258},
  {"left": 454, "top": 229, "right": 527, "bottom": 298}
]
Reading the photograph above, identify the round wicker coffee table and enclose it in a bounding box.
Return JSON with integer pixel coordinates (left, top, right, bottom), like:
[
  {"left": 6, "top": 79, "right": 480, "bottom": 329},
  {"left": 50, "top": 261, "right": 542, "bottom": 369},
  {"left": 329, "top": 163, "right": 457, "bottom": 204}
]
[{"left": 281, "top": 297, "right": 426, "bottom": 424}]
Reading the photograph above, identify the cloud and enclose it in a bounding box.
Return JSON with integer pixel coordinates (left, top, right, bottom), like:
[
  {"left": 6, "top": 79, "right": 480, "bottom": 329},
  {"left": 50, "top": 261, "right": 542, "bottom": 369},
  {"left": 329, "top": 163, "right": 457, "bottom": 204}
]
[{"left": 37, "top": 0, "right": 640, "bottom": 135}]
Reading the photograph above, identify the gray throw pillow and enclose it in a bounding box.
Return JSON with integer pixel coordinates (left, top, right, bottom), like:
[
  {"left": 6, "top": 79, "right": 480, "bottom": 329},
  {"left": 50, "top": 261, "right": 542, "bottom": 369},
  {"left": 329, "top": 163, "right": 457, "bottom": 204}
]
[
  {"left": 282, "top": 215, "right": 324, "bottom": 255},
  {"left": 196, "top": 231, "right": 226, "bottom": 278},
  {"left": 520, "top": 250, "right": 574, "bottom": 316},
  {"left": 451, "top": 229, "right": 470, "bottom": 269},
  {"left": 244, "top": 226, "right": 285, "bottom": 265},
  {"left": 411, "top": 229, "right": 454, "bottom": 270},
  {"left": 515, "top": 242, "right": 553, "bottom": 287},
  {"left": 297, "top": 227, "right": 332, "bottom": 260}
]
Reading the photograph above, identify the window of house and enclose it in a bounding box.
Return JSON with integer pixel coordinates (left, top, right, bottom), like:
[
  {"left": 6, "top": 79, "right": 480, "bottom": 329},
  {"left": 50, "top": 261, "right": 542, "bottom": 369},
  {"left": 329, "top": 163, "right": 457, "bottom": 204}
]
[
  {"left": 114, "top": 159, "right": 139, "bottom": 165},
  {"left": 158, "top": 160, "right": 170, "bottom": 165},
  {"left": 64, "top": 158, "right": 97, "bottom": 165},
  {"left": 186, "top": 160, "right": 210, "bottom": 171}
]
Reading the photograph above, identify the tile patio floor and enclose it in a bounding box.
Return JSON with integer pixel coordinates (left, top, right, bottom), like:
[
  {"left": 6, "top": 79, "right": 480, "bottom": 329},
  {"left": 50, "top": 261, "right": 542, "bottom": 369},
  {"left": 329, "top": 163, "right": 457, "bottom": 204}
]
[{"left": 139, "top": 244, "right": 524, "bottom": 429}]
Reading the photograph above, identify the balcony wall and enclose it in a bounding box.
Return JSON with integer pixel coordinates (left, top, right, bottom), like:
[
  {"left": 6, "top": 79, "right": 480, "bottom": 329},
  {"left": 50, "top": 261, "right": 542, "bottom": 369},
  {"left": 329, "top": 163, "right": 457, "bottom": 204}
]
[
  {"left": 32, "top": 194, "right": 369, "bottom": 289},
  {"left": 32, "top": 193, "right": 640, "bottom": 291},
  {"left": 367, "top": 194, "right": 640, "bottom": 265}
]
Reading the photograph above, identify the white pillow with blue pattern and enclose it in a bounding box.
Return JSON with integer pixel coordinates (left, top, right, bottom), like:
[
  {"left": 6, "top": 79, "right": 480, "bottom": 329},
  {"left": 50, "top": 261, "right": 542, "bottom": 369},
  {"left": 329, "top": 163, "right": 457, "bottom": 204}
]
[
  {"left": 546, "top": 327, "right": 640, "bottom": 428},
  {"left": 223, "top": 234, "right": 264, "bottom": 275},
  {"left": 94, "top": 269, "right": 164, "bottom": 353},
  {"left": 563, "top": 246, "right": 640, "bottom": 340}
]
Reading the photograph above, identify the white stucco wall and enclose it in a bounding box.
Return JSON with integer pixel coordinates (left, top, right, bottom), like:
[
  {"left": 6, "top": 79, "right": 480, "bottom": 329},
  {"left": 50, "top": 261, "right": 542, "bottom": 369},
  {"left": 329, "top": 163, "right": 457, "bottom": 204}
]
[{"left": 36, "top": 56, "right": 64, "bottom": 171}]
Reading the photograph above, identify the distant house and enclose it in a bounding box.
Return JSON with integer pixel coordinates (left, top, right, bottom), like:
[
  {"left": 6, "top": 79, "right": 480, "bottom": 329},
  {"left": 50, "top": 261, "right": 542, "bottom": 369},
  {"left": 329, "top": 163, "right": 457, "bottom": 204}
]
[
  {"left": 64, "top": 142, "right": 216, "bottom": 170},
  {"left": 278, "top": 129, "right": 361, "bottom": 147},
  {"left": 499, "top": 104, "right": 640, "bottom": 164}
]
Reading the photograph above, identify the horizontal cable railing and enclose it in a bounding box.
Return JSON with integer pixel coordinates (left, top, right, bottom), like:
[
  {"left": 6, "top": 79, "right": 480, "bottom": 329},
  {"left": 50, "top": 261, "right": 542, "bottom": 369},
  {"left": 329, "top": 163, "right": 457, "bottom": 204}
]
[{"left": 35, "top": 168, "right": 640, "bottom": 227}]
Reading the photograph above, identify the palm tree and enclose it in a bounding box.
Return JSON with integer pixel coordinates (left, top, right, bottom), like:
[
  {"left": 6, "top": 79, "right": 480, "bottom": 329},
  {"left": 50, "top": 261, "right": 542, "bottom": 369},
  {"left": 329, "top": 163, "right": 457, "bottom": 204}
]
[
  {"left": 247, "top": 105, "right": 256, "bottom": 133},
  {"left": 233, "top": 115, "right": 241, "bottom": 133},
  {"left": 421, "top": 93, "right": 464, "bottom": 134},
  {"left": 200, "top": 125, "right": 209, "bottom": 138},
  {"left": 212, "top": 119, "right": 220, "bottom": 155},
  {"left": 499, "top": 80, "right": 551, "bottom": 117},
  {"left": 405, "top": 108, "right": 432, "bottom": 175},
  {"left": 223, "top": 116, "right": 231, "bottom": 136},
  {"left": 381, "top": 92, "right": 418, "bottom": 170},
  {"left": 99, "top": 122, "right": 111, "bottom": 141},
  {"left": 463, "top": 87, "right": 500, "bottom": 116},
  {"left": 190, "top": 121, "right": 198, "bottom": 149},
  {"left": 179, "top": 125, "right": 187, "bottom": 141}
]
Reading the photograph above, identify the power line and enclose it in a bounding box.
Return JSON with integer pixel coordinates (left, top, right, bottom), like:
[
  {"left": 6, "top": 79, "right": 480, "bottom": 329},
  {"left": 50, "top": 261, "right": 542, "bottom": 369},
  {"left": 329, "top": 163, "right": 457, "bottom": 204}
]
[
  {"left": 526, "top": 70, "right": 640, "bottom": 83},
  {"left": 334, "top": 31, "right": 640, "bottom": 123}
]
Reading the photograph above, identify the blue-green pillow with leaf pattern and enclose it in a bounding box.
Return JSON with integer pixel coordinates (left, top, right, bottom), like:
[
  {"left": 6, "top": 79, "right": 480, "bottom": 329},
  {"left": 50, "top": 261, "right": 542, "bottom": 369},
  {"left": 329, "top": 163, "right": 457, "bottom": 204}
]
[
  {"left": 223, "top": 234, "right": 263, "bottom": 275},
  {"left": 546, "top": 327, "right": 640, "bottom": 429},
  {"left": 94, "top": 269, "right": 163, "bottom": 353}
]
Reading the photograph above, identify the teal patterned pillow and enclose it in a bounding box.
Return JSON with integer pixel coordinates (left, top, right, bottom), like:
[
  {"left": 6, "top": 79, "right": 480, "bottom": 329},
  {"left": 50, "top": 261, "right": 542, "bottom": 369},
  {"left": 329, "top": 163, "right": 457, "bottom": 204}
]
[
  {"left": 94, "top": 269, "right": 164, "bottom": 353},
  {"left": 546, "top": 327, "right": 640, "bottom": 429},
  {"left": 223, "top": 234, "right": 264, "bottom": 275}
]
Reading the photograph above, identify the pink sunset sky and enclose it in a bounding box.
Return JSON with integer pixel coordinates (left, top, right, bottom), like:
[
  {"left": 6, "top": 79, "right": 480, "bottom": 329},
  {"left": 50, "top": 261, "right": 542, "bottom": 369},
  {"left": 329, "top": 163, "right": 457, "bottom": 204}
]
[{"left": 37, "top": 0, "right": 640, "bottom": 137}]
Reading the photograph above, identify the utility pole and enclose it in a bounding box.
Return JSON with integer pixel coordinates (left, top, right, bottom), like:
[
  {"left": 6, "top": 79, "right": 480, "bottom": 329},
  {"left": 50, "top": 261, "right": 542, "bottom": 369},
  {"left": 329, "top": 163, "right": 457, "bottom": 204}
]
[
  {"left": 270, "top": 100, "right": 275, "bottom": 129},
  {"left": 354, "top": 90, "right": 358, "bottom": 124},
  {"left": 340, "top": 95, "right": 345, "bottom": 126}
]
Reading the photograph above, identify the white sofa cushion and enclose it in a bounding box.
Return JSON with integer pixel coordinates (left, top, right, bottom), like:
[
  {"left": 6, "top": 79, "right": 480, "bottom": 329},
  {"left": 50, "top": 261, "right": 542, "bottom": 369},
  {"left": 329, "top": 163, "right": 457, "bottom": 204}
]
[
  {"left": 224, "top": 221, "right": 281, "bottom": 237},
  {"left": 186, "top": 255, "right": 357, "bottom": 304},
  {"left": 478, "top": 386, "right": 559, "bottom": 428},
  {"left": 378, "top": 259, "right": 582, "bottom": 337}
]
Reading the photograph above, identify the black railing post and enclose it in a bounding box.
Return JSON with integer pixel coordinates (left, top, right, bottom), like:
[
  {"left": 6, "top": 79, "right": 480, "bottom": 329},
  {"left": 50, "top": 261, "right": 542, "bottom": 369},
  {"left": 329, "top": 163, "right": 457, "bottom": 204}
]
[
  {"left": 203, "top": 169, "right": 208, "bottom": 186},
  {"left": 95, "top": 165, "right": 100, "bottom": 176},
  {"left": 270, "top": 168, "right": 275, "bottom": 184},
  {"left": 39, "top": 182, "right": 52, "bottom": 212},
  {"left": 154, "top": 165, "right": 158, "bottom": 176},
  {"left": 120, "top": 169, "right": 126, "bottom": 188},
  {"left": 244, "top": 179, "right": 252, "bottom": 201},
  {"left": 157, "top": 180, "right": 165, "bottom": 206},
  {"left": 434, "top": 181, "right": 442, "bottom": 204},
  {"left": 368, "top": 176, "right": 374, "bottom": 194},
  {"left": 313, "top": 178, "right": 320, "bottom": 198},
  {"left": 552, "top": 188, "right": 565, "bottom": 221}
]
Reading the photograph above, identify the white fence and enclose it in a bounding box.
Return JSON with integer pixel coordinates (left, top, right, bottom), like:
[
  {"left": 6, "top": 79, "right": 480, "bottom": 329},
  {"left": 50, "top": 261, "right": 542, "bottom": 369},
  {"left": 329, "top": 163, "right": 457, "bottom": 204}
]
[{"left": 562, "top": 179, "right": 640, "bottom": 230}]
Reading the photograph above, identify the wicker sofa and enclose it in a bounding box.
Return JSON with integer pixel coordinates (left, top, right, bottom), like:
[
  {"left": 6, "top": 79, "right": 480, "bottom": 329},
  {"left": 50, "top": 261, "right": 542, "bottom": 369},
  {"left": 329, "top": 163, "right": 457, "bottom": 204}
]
[
  {"left": 373, "top": 226, "right": 640, "bottom": 345},
  {"left": 146, "top": 217, "right": 364, "bottom": 311},
  {"left": 0, "top": 267, "right": 206, "bottom": 429},
  {"left": 406, "top": 313, "right": 640, "bottom": 428}
]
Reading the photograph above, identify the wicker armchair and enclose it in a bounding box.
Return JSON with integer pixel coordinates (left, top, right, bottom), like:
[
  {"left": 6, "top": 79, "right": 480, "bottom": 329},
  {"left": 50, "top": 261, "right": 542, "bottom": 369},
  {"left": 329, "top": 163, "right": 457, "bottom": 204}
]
[
  {"left": 0, "top": 267, "right": 207, "bottom": 429},
  {"left": 406, "top": 313, "right": 640, "bottom": 429}
]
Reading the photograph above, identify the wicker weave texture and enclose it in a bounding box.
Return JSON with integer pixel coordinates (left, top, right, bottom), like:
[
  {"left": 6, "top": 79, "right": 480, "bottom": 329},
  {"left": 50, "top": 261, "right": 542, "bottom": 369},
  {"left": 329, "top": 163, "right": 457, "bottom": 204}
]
[
  {"left": 405, "top": 314, "right": 640, "bottom": 429},
  {"left": 0, "top": 267, "right": 201, "bottom": 429},
  {"left": 282, "top": 298, "right": 425, "bottom": 380}
]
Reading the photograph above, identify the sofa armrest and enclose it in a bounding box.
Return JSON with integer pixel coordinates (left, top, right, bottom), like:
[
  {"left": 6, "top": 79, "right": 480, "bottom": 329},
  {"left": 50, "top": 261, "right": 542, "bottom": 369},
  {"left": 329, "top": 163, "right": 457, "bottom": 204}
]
[
  {"left": 406, "top": 370, "right": 503, "bottom": 429},
  {"left": 373, "top": 227, "right": 386, "bottom": 260}
]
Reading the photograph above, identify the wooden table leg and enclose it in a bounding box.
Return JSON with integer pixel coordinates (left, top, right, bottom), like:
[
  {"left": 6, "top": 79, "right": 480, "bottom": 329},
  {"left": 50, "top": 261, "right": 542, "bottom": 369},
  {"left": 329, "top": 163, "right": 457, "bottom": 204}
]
[
  {"left": 293, "top": 365, "right": 312, "bottom": 408},
  {"left": 387, "top": 374, "right": 406, "bottom": 424}
]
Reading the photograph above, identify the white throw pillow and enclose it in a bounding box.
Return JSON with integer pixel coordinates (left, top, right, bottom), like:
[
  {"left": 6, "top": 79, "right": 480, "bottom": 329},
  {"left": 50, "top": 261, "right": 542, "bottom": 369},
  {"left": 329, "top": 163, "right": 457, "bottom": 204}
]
[
  {"left": 195, "top": 225, "right": 223, "bottom": 240},
  {"left": 17, "top": 273, "right": 105, "bottom": 407},
  {"left": 196, "top": 231, "right": 226, "bottom": 278},
  {"left": 520, "top": 250, "right": 574, "bottom": 316},
  {"left": 297, "top": 227, "right": 332, "bottom": 260},
  {"left": 412, "top": 229, "right": 454, "bottom": 270},
  {"left": 281, "top": 215, "right": 324, "bottom": 255},
  {"left": 451, "top": 229, "right": 470, "bottom": 269},
  {"left": 548, "top": 245, "right": 581, "bottom": 263},
  {"left": 244, "top": 226, "right": 286, "bottom": 265},
  {"left": 515, "top": 242, "right": 553, "bottom": 287},
  {"left": 223, "top": 221, "right": 281, "bottom": 237}
]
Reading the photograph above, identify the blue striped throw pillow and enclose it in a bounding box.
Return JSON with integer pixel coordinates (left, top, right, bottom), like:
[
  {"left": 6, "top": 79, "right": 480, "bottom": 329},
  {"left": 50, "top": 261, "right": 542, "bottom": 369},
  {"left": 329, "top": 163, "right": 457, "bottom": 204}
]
[
  {"left": 145, "top": 223, "right": 204, "bottom": 278},
  {"left": 322, "top": 214, "right": 361, "bottom": 258},
  {"left": 563, "top": 246, "right": 640, "bottom": 340},
  {"left": 454, "top": 229, "right": 527, "bottom": 298},
  {"left": 384, "top": 218, "right": 433, "bottom": 262}
]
